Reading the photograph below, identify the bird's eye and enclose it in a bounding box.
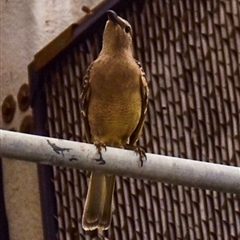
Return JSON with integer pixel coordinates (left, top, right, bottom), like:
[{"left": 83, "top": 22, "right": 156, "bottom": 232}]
[{"left": 125, "top": 26, "right": 131, "bottom": 34}]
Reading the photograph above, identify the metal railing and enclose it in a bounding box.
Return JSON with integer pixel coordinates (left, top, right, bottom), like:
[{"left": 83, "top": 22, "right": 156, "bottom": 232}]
[{"left": 1, "top": 129, "right": 240, "bottom": 194}]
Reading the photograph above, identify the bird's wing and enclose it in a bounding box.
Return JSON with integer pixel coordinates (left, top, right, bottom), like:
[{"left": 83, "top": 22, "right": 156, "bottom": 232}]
[
  {"left": 129, "top": 60, "right": 149, "bottom": 145},
  {"left": 80, "top": 62, "right": 94, "bottom": 143}
]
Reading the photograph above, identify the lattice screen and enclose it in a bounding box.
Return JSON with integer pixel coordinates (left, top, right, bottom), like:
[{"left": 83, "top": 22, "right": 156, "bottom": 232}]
[{"left": 30, "top": 0, "right": 240, "bottom": 239}]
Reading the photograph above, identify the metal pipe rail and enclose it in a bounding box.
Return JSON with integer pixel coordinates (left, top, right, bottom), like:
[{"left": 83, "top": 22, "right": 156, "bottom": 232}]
[{"left": 0, "top": 129, "right": 239, "bottom": 194}]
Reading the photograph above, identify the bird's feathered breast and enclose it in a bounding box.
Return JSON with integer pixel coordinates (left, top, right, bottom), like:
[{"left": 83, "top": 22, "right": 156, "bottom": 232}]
[
  {"left": 81, "top": 54, "right": 148, "bottom": 145},
  {"left": 90, "top": 54, "right": 141, "bottom": 98}
]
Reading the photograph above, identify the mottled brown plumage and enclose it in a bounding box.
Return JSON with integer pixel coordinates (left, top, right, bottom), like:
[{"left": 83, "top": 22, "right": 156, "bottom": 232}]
[{"left": 81, "top": 10, "right": 148, "bottom": 231}]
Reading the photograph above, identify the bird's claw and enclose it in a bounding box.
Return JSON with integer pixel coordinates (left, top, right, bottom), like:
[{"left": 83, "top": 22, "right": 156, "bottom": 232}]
[
  {"left": 94, "top": 141, "right": 107, "bottom": 152},
  {"left": 94, "top": 141, "right": 107, "bottom": 165},
  {"left": 125, "top": 144, "right": 147, "bottom": 167},
  {"left": 134, "top": 146, "right": 147, "bottom": 167}
]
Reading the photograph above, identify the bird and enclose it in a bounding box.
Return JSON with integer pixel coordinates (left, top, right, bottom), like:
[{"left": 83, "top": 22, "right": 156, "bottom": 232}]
[{"left": 81, "top": 10, "right": 148, "bottom": 231}]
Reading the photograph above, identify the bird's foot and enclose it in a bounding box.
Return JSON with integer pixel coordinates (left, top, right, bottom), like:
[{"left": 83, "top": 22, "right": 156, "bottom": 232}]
[
  {"left": 125, "top": 144, "right": 147, "bottom": 167},
  {"left": 94, "top": 141, "right": 107, "bottom": 165}
]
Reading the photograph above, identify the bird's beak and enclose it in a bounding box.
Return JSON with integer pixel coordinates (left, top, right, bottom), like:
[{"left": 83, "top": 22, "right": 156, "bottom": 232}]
[{"left": 107, "top": 10, "right": 120, "bottom": 25}]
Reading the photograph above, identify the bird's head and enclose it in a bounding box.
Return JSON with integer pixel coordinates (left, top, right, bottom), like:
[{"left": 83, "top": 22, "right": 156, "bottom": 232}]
[{"left": 101, "top": 10, "right": 133, "bottom": 55}]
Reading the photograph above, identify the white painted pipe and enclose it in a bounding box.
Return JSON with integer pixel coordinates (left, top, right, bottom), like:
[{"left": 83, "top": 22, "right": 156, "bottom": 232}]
[{"left": 1, "top": 129, "right": 240, "bottom": 194}]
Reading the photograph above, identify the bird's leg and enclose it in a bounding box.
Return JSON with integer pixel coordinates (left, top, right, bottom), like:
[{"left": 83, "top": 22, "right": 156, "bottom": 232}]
[
  {"left": 124, "top": 144, "right": 147, "bottom": 167},
  {"left": 94, "top": 141, "right": 107, "bottom": 165}
]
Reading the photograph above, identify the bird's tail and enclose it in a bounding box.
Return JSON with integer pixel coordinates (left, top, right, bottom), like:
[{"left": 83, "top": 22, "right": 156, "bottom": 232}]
[{"left": 82, "top": 172, "right": 115, "bottom": 231}]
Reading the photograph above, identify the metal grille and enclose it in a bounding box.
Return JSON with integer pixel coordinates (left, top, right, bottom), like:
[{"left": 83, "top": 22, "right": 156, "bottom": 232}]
[{"left": 34, "top": 0, "right": 240, "bottom": 239}]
